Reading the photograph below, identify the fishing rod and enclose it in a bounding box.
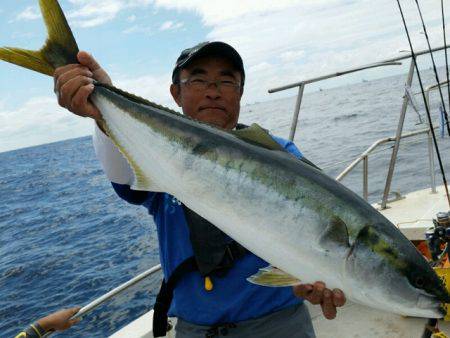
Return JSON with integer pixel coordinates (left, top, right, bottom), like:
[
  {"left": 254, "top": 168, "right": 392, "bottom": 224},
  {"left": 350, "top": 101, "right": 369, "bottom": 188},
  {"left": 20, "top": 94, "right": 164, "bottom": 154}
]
[
  {"left": 414, "top": 0, "right": 450, "bottom": 137},
  {"left": 396, "top": 2, "right": 450, "bottom": 334},
  {"left": 396, "top": 0, "right": 450, "bottom": 210},
  {"left": 443, "top": 0, "right": 450, "bottom": 111}
]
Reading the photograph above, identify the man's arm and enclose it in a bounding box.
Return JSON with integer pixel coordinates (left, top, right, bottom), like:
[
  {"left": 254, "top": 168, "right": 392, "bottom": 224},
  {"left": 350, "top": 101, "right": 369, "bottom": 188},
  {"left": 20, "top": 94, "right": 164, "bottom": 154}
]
[
  {"left": 93, "top": 123, "right": 134, "bottom": 185},
  {"left": 93, "top": 123, "right": 159, "bottom": 204},
  {"left": 54, "top": 51, "right": 161, "bottom": 202},
  {"left": 15, "top": 307, "right": 80, "bottom": 338},
  {"left": 53, "top": 51, "right": 110, "bottom": 120}
]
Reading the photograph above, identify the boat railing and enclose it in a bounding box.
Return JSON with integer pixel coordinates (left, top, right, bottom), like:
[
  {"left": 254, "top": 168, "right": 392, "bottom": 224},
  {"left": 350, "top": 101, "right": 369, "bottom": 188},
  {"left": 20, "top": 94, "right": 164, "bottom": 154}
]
[
  {"left": 69, "top": 264, "right": 162, "bottom": 322},
  {"left": 335, "top": 127, "right": 436, "bottom": 202},
  {"left": 268, "top": 44, "right": 450, "bottom": 208},
  {"left": 425, "top": 80, "right": 450, "bottom": 107},
  {"left": 335, "top": 80, "right": 449, "bottom": 203}
]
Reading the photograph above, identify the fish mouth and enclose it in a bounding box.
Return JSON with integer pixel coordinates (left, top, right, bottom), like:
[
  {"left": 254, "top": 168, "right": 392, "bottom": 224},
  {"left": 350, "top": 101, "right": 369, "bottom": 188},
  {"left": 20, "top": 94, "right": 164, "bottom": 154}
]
[
  {"left": 417, "top": 294, "right": 446, "bottom": 318},
  {"left": 439, "top": 305, "right": 447, "bottom": 317}
]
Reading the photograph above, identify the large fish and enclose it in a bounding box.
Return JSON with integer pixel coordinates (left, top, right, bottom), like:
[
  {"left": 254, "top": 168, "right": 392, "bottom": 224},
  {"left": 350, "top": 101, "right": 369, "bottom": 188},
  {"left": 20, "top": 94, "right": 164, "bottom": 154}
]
[{"left": 2, "top": 0, "right": 449, "bottom": 319}]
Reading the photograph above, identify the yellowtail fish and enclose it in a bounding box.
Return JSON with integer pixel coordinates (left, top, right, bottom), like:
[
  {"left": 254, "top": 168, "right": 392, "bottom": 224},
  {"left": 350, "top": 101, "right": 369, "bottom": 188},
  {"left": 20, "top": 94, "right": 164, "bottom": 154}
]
[{"left": 1, "top": 0, "right": 449, "bottom": 318}]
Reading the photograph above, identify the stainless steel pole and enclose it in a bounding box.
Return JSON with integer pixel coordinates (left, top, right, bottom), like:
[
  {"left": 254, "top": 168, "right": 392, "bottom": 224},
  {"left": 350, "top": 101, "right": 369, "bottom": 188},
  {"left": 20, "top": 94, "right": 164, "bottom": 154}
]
[
  {"left": 381, "top": 59, "right": 416, "bottom": 209},
  {"left": 288, "top": 84, "right": 305, "bottom": 141},
  {"left": 363, "top": 156, "right": 369, "bottom": 201},
  {"left": 428, "top": 130, "right": 437, "bottom": 193},
  {"left": 71, "top": 264, "right": 162, "bottom": 320}
]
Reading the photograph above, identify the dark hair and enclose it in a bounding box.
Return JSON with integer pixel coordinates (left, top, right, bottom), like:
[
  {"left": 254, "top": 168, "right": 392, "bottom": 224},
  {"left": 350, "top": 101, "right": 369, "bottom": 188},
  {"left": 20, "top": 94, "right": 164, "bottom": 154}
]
[{"left": 172, "top": 68, "right": 181, "bottom": 85}]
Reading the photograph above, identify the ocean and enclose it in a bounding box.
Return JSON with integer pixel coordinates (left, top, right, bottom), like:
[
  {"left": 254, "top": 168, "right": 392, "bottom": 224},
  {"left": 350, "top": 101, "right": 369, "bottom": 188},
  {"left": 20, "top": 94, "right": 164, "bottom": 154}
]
[{"left": 1, "top": 68, "right": 450, "bottom": 337}]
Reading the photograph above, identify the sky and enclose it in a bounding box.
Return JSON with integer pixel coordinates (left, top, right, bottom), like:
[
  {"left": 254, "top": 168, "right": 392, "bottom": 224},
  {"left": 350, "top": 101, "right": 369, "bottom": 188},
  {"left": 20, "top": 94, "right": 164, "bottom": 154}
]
[{"left": 0, "top": 0, "right": 449, "bottom": 152}]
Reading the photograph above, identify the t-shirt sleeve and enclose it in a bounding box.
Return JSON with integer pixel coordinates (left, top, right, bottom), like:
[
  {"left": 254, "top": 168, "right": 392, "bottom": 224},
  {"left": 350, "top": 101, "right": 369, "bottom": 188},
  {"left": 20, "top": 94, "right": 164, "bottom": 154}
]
[
  {"left": 93, "top": 123, "right": 135, "bottom": 185},
  {"left": 92, "top": 123, "right": 159, "bottom": 207}
]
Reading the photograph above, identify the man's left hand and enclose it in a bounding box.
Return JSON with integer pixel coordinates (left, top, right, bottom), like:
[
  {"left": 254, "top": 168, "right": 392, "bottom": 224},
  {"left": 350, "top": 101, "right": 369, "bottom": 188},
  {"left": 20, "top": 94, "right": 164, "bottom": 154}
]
[{"left": 293, "top": 282, "right": 346, "bottom": 320}]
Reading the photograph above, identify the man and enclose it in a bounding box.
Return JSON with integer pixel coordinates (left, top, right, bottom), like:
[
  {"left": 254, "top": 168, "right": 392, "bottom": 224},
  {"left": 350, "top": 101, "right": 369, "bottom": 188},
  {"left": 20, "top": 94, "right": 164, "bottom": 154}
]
[{"left": 54, "top": 42, "right": 346, "bottom": 337}]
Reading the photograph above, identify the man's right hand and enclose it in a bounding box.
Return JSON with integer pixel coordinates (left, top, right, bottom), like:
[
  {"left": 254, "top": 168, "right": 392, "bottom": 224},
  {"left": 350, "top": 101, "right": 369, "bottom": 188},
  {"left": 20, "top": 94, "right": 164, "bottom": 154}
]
[
  {"left": 37, "top": 307, "right": 81, "bottom": 332},
  {"left": 54, "top": 51, "right": 112, "bottom": 121}
]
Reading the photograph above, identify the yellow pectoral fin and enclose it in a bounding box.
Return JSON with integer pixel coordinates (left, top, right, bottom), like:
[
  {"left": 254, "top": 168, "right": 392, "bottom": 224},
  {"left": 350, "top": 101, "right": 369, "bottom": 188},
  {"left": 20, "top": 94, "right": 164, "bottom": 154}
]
[
  {"left": 247, "top": 266, "right": 301, "bottom": 287},
  {"left": 231, "top": 123, "right": 285, "bottom": 151},
  {"left": 432, "top": 332, "right": 449, "bottom": 338}
]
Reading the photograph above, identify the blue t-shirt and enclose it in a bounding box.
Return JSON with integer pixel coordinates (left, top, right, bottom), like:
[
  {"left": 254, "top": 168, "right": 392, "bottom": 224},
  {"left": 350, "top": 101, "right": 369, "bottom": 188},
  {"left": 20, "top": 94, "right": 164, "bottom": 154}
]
[{"left": 112, "top": 135, "right": 303, "bottom": 325}]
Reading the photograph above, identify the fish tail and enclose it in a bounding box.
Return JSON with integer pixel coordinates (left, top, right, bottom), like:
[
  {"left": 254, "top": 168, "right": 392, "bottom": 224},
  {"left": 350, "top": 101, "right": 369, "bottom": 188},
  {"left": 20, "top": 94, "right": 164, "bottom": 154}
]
[{"left": 0, "top": 0, "right": 79, "bottom": 76}]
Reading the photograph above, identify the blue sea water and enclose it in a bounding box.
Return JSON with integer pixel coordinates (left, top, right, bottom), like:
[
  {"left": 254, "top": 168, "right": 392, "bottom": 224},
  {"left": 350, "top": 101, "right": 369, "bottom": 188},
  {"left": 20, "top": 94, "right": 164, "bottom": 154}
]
[
  {"left": 0, "top": 138, "right": 161, "bottom": 337},
  {"left": 1, "top": 68, "right": 450, "bottom": 337}
]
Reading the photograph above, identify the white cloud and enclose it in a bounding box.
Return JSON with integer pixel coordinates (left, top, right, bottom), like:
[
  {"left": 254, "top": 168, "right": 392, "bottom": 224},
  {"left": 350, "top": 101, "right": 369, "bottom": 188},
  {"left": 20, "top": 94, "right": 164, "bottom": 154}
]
[
  {"left": 153, "top": 0, "right": 311, "bottom": 26},
  {"left": 123, "top": 24, "right": 153, "bottom": 35},
  {"left": 115, "top": 72, "right": 178, "bottom": 111},
  {"left": 0, "top": 73, "right": 176, "bottom": 153},
  {"left": 279, "top": 50, "right": 305, "bottom": 63},
  {"left": 16, "top": 6, "right": 41, "bottom": 21},
  {"left": 3, "top": 0, "right": 448, "bottom": 152},
  {"left": 68, "top": 1, "right": 123, "bottom": 28},
  {"left": 67, "top": 0, "right": 153, "bottom": 28},
  {"left": 0, "top": 96, "right": 93, "bottom": 153},
  {"left": 154, "top": 0, "right": 447, "bottom": 103},
  {"left": 159, "top": 20, "right": 184, "bottom": 31},
  {"left": 248, "top": 62, "right": 273, "bottom": 73}
]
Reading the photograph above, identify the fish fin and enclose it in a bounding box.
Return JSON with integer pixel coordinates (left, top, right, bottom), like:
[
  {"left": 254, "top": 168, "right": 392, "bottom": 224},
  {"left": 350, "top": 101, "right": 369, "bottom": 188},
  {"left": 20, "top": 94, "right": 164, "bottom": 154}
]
[
  {"left": 231, "top": 124, "right": 321, "bottom": 170},
  {"left": 118, "top": 147, "right": 153, "bottom": 191},
  {"left": 319, "top": 216, "right": 350, "bottom": 249},
  {"left": 128, "top": 157, "right": 153, "bottom": 191},
  {"left": 0, "top": 0, "right": 78, "bottom": 76},
  {"left": 247, "top": 266, "right": 301, "bottom": 287},
  {"left": 298, "top": 156, "right": 322, "bottom": 171},
  {"left": 99, "top": 120, "right": 154, "bottom": 190},
  {"left": 96, "top": 83, "right": 180, "bottom": 115},
  {"left": 231, "top": 123, "right": 285, "bottom": 151}
]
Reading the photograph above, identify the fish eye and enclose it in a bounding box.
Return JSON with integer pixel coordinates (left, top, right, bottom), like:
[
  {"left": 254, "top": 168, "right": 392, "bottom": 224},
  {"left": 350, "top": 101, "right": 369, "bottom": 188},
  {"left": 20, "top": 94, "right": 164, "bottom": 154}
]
[{"left": 415, "top": 276, "right": 425, "bottom": 288}]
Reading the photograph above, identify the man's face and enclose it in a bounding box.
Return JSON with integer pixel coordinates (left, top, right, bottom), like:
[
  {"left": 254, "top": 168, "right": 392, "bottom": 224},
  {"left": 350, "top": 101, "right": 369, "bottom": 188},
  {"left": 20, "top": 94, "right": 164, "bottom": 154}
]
[{"left": 170, "top": 56, "right": 243, "bottom": 130}]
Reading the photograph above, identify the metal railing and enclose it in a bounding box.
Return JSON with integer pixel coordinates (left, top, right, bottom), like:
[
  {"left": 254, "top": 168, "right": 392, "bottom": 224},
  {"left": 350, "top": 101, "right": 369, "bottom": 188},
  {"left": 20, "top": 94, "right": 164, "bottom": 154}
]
[
  {"left": 335, "top": 128, "right": 435, "bottom": 201},
  {"left": 268, "top": 44, "right": 450, "bottom": 208},
  {"left": 425, "top": 81, "right": 450, "bottom": 108},
  {"left": 71, "top": 264, "right": 162, "bottom": 321},
  {"left": 268, "top": 45, "right": 449, "bottom": 141},
  {"left": 268, "top": 60, "right": 402, "bottom": 141},
  {"left": 335, "top": 80, "right": 450, "bottom": 202}
]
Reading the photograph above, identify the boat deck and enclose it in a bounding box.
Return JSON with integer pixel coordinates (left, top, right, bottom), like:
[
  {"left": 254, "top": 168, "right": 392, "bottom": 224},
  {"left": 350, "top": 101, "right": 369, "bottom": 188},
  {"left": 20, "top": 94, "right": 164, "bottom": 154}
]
[
  {"left": 309, "top": 302, "right": 450, "bottom": 337},
  {"left": 377, "top": 185, "right": 448, "bottom": 241}
]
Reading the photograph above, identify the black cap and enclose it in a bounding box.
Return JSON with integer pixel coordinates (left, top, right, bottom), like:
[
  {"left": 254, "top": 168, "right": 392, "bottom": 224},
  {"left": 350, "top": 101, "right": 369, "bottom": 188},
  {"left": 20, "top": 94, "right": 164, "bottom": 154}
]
[{"left": 172, "top": 41, "right": 245, "bottom": 85}]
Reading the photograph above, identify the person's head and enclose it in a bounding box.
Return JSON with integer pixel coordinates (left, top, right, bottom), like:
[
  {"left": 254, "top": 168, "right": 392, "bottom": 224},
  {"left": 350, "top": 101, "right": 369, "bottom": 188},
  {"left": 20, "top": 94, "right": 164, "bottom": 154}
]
[{"left": 170, "top": 42, "right": 245, "bottom": 130}]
